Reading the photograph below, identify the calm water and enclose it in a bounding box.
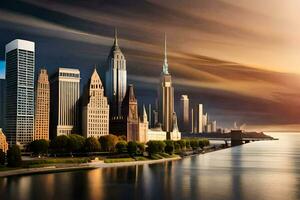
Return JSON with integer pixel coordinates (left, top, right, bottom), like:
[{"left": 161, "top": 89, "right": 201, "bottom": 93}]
[{"left": 0, "top": 132, "right": 300, "bottom": 200}]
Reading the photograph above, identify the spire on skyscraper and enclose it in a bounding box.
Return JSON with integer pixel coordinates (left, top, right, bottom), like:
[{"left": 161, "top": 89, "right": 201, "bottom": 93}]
[
  {"left": 114, "top": 27, "right": 118, "bottom": 47},
  {"left": 162, "top": 33, "right": 169, "bottom": 75}
]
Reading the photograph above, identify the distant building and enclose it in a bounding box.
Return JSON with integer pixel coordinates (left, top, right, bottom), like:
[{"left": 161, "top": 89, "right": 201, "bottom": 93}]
[
  {"left": 147, "top": 104, "right": 152, "bottom": 128},
  {"left": 194, "top": 104, "right": 203, "bottom": 133},
  {"left": 202, "top": 113, "right": 208, "bottom": 131},
  {"left": 106, "top": 29, "right": 127, "bottom": 118},
  {"left": 0, "top": 128, "right": 8, "bottom": 153},
  {"left": 82, "top": 68, "right": 109, "bottom": 138},
  {"left": 158, "top": 34, "right": 174, "bottom": 136},
  {"left": 110, "top": 85, "right": 148, "bottom": 143},
  {"left": 0, "top": 61, "right": 6, "bottom": 130},
  {"left": 147, "top": 125, "right": 167, "bottom": 141},
  {"left": 50, "top": 68, "right": 80, "bottom": 138},
  {"left": 147, "top": 112, "right": 181, "bottom": 141},
  {"left": 212, "top": 120, "right": 217, "bottom": 132},
  {"left": 34, "top": 69, "right": 50, "bottom": 140},
  {"left": 179, "top": 95, "right": 189, "bottom": 132},
  {"left": 205, "top": 123, "right": 212, "bottom": 133},
  {"left": 191, "top": 108, "right": 194, "bottom": 133},
  {"left": 5, "top": 39, "right": 35, "bottom": 146}
]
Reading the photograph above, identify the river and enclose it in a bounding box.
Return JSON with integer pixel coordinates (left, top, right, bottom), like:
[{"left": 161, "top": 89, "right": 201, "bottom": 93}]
[{"left": 0, "top": 132, "right": 299, "bottom": 200}]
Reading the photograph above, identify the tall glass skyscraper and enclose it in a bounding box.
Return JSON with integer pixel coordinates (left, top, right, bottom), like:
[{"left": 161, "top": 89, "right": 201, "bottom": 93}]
[
  {"left": 0, "top": 61, "right": 6, "bottom": 130},
  {"left": 5, "top": 39, "right": 35, "bottom": 146}
]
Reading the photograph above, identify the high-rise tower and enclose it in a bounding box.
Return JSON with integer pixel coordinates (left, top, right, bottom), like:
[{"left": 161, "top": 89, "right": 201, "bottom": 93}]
[
  {"left": 50, "top": 68, "right": 80, "bottom": 138},
  {"left": 106, "top": 29, "right": 127, "bottom": 117},
  {"left": 0, "top": 61, "right": 6, "bottom": 130},
  {"left": 5, "top": 39, "right": 35, "bottom": 146},
  {"left": 180, "top": 95, "right": 189, "bottom": 132},
  {"left": 194, "top": 104, "right": 203, "bottom": 133},
  {"left": 82, "top": 68, "right": 109, "bottom": 138},
  {"left": 34, "top": 69, "right": 50, "bottom": 140},
  {"left": 158, "top": 34, "right": 174, "bottom": 136}
]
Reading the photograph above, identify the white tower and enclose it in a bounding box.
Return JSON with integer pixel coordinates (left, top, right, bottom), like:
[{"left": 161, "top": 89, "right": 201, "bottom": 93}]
[{"left": 5, "top": 39, "right": 35, "bottom": 146}]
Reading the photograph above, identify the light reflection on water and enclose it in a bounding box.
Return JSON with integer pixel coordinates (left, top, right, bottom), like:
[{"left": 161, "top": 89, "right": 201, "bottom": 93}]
[{"left": 0, "top": 132, "right": 299, "bottom": 200}]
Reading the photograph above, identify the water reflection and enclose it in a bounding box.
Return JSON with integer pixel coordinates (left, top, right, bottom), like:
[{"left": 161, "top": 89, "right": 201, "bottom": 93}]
[{"left": 0, "top": 132, "right": 299, "bottom": 200}]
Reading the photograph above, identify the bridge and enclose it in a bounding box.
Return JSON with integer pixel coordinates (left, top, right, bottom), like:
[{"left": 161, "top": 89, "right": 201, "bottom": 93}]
[{"left": 182, "top": 130, "right": 275, "bottom": 146}]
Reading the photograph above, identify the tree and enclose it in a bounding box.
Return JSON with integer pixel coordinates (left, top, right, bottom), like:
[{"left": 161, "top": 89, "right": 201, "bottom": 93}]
[
  {"left": 7, "top": 145, "right": 22, "bottom": 167},
  {"left": 29, "top": 139, "right": 49, "bottom": 155},
  {"left": 185, "top": 140, "right": 191, "bottom": 150},
  {"left": 190, "top": 139, "right": 199, "bottom": 150},
  {"left": 147, "top": 141, "right": 166, "bottom": 155},
  {"left": 50, "top": 135, "right": 69, "bottom": 153},
  {"left": 164, "top": 140, "right": 174, "bottom": 155},
  {"left": 0, "top": 149, "right": 5, "bottom": 165},
  {"left": 178, "top": 140, "right": 186, "bottom": 150},
  {"left": 85, "top": 137, "right": 100, "bottom": 152},
  {"left": 174, "top": 141, "right": 181, "bottom": 152},
  {"left": 68, "top": 134, "right": 85, "bottom": 153},
  {"left": 137, "top": 142, "right": 145, "bottom": 153},
  {"left": 99, "top": 135, "right": 119, "bottom": 152},
  {"left": 115, "top": 141, "right": 128, "bottom": 154},
  {"left": 127, "top": 141, "right": 138, "bottom": 155},
  {"left": 157, "top": 141, "right": 166, "bottom": 153}
]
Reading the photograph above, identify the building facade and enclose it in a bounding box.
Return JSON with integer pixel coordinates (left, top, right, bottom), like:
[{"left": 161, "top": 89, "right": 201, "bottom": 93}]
[
  {"left": 5, "top": 39, "right": 35, "bottom": 146},
  {"left": 158, "top": 35, "right": 174, "bottom": 136},
  {"left": 0, "top": 66, "right": 6, "bottom": 131},
  {"left": 34, "top": 69, "right": 50, "bottom": 140},
  {"left": 50, "top": 68, "right": 80, "bottom": 138},
  {"left": 0, "top": 128, "right": 8, "bottom": 153},
  {"left": 179, "top": 95, "right": 189, "bottom": 132},
  {"left": 106, "top": 29, "right": 127, "bottom": 117},
  {"left": 110, "top": 85, "right": 148, "bottom": 143},
  {"left": 82, "top": 69, "right": 109, "bottom": 138},
  {"left": 194, "top": 104, "right": 203, "bottom": 133}
]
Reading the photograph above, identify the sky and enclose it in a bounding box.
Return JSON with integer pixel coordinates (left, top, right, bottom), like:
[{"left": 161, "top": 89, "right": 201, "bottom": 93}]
[{"left": 0, "top": 0, "right": 300, "bottom": 131}]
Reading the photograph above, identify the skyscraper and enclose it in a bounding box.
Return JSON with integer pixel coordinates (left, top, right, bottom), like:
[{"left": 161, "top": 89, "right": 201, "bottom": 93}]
[
  {"left": 50, "top": 68, "right": 80, "bottom": 138},
  {"left": 203, "top": 113, "right": 208, "bottom": 132},
  {"left": 194, "top": 104, "right": 203, "bottom": 133},
  {"left": 5, "top": 39, "right": 35, "bottom": 146},
  {"left": 106, "top": 29, "right": 127, "bottom": 117},
  {"left": 212, "top": 120, "right": 217, "bottom": 132},
  {"left": 0, "top": 61, "right": 6, "bottom": 130},
  {"left": 180, "top": 95, "right": 189, "bottom": 132},
  {"left": 158, "top": 34, "right": 174, "bottom": 136},
  {"left": 82, "top": 68, "right": 109, "bottom": 138},
  {"left": 34, "top": 69, "right": 50, "bottom": 140}
]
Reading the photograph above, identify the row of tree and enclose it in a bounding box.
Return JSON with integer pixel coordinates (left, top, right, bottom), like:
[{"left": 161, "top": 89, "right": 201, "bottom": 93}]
[{"left": 0, "top": 135, "right": 210, "bottom": 167}]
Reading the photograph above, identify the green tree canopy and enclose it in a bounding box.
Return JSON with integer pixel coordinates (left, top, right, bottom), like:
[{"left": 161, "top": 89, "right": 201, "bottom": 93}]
[
  {"left": 85, "top": 137, "right": 101, "bottom": 152},
  {"left": 190, "top": 139, "right": 199, "bottom": 150},
  {"left": 7, "top": 145, "right": 22, "bottom": 167},
  {"left": 127, "top": 141, "right": 138, "bottom": 155},
  {"left": 115, "top": 141, "right": 128, "bottom": 154},
  {"left": 99, "top": 134, "right": 119, "bottom": 152},
  {"left": 147, "top": 141, "right": 166, "bottom": 155},
  {"left": 29, "top": 139, "right": 49, "bottom": 155},
  {"left": 164, "top": 140, "right": 174, "bottom": 155},
  {"left": 50, "top": 135, "right": 69, "bottom": 153},
  {"left": 68, "top": 134, "right": 85, "bottom": 153}
]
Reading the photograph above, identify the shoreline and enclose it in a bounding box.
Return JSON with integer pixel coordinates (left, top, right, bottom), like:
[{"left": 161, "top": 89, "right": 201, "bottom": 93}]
[{"left": 0, "top": 146, "right": 228, "bottom": 178}]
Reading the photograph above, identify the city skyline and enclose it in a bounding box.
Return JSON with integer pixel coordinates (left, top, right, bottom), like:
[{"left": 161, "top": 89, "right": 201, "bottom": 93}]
[{"left": 0, "top": 1, "right": 300, "bottom": 131}]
